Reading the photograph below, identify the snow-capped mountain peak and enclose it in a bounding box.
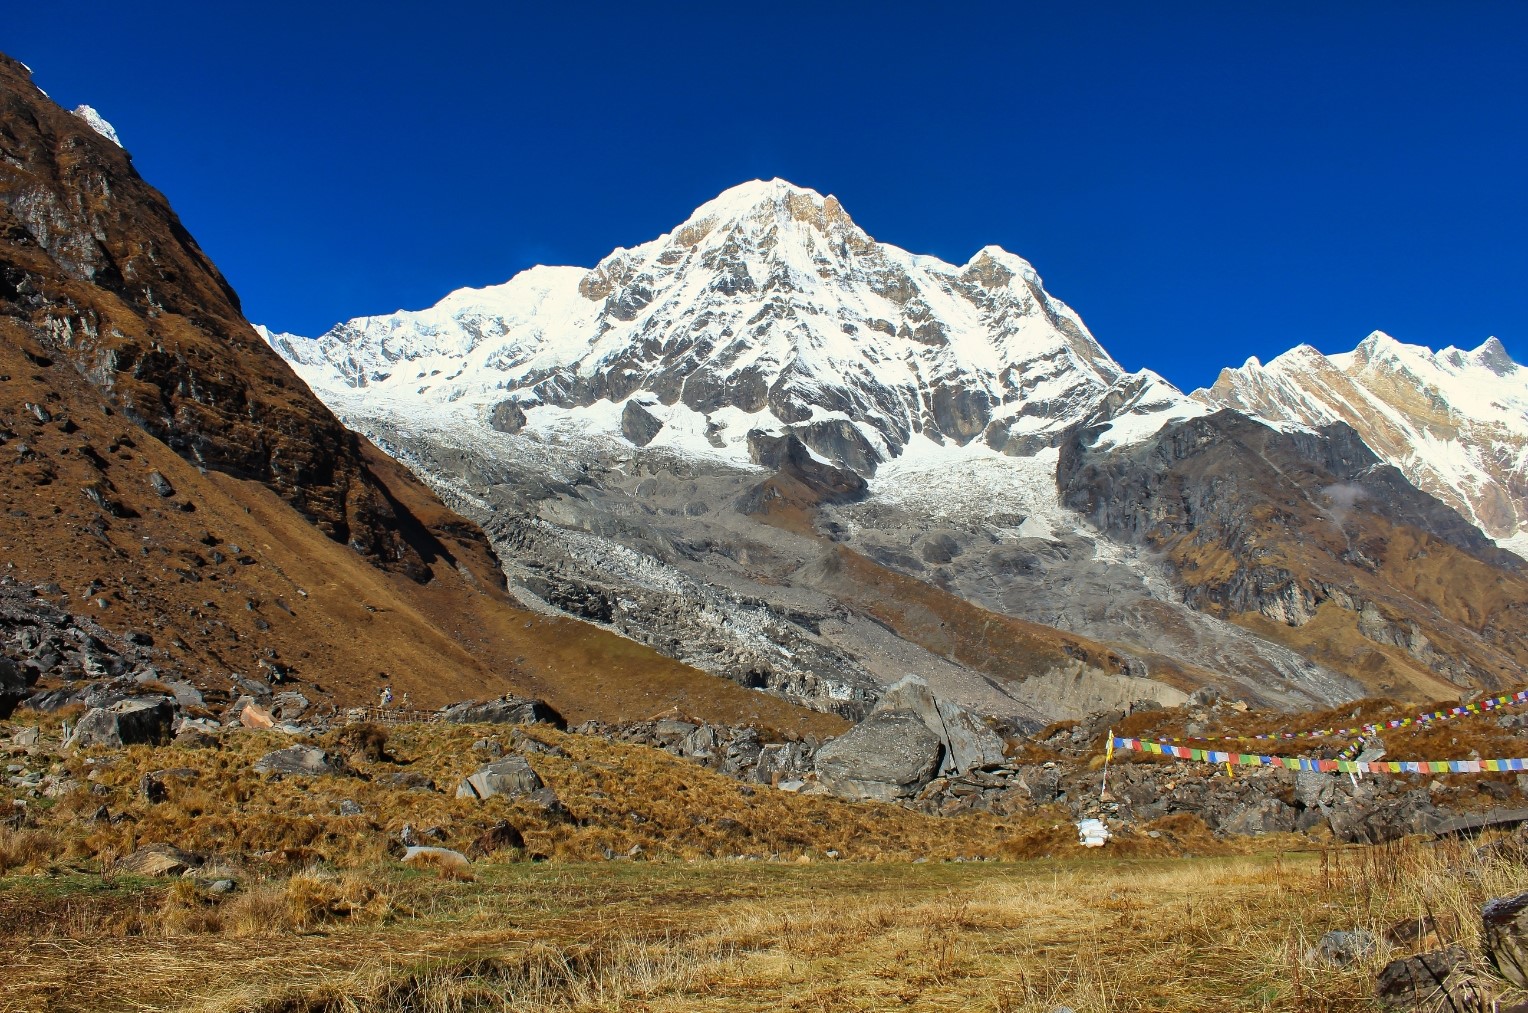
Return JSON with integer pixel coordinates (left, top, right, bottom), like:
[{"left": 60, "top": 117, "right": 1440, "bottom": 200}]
[
  {"left": 269, "top": 178, "right": 1184, "bottom": 474},
  {"left": 1199, "top": 332, "right": 1528, "bottom": 554},
  {"left": 71, "top": 104, "right": 121, "bottom": 148}
]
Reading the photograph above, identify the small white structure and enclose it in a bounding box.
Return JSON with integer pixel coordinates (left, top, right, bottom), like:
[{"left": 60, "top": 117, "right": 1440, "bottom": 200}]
[{"left": 1076, "top": 818, "right": 1111, "bottom": 847}]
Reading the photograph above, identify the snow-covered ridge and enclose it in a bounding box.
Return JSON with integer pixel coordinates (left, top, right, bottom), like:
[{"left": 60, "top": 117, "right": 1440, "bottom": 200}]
[
  {"left": 267, "top": 178, "right": 1203, "bottom": 473},
  {"left": 71, "top": 105, "right": 121, "bottom": 148},
  {"left": 1198, "top": 330, "right": 1528, "bottom": 554}
]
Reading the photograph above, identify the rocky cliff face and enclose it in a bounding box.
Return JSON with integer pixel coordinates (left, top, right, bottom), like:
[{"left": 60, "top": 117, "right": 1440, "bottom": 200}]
[
  {"left": 1058, "top": 409, "right": 1528, "bottom": 698},
  {"left": 1198, "top": 332, "right": 1528, "bottom": 557},
  {"left": 0, "top": 54, "right": 435, "bottom": 576}
]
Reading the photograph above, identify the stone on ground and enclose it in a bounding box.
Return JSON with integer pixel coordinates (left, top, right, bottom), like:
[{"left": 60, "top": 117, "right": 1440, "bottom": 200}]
[{"left": 253, "top": 746, "right": 348, "bottom": 777}]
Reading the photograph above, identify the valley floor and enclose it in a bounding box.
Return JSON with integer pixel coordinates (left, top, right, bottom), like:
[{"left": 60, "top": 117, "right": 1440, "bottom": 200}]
[{"left": 5, "top": 841, "right": 1527, "bottom": 1012}]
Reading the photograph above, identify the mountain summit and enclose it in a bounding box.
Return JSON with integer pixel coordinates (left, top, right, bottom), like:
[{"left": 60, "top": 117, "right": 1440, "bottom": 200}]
[{"left": 272, "top": 179, "right": 1196, "bottom": 474}]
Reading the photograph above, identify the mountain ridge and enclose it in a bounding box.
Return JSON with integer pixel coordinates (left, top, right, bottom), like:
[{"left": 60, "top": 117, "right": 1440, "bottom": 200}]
[
  {"left": 266, "top": 177, "right": 1528, "bottom": 716},
  {"left": 1197, "top": 329, "right": 1528, "bottom": 557},
  {"left": 268, "top": 178, "right": 1209, "bottom": 477}
]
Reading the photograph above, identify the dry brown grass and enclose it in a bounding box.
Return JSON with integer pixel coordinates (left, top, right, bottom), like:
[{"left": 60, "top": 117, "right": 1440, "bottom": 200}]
[
  {"left": 7, "top": 718, "right": 1528, "bottom": 1011},
  {"left": 0, "top": 832, "right": 1523, "bottom": 1012},
  {"left": 53, "top": 838, "right": 1510, "bottom": 1013},
  {"left": 0, "top": 825, "right": 60, "bottom": 874},
  {"left": 19, "top": 722, "right": 1127, "bottom": 871}
]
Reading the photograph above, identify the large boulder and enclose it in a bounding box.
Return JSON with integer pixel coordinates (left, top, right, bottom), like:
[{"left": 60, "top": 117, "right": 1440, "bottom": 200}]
[
  {"left": 814, "top": 710, "right": 943, "bottom": 802},
  {"left": 0, "top": 657, "right": 32, "bottom": 719},
  {"left": 1327, "top": 791, "right": 1444, "bottom": 844},
  {"left": 456, "top": 755, "right": 545, "bottom": 800},
  {"left": 65, "top": 697, "right": 175, "bottom": 749},
  {"left": 440, "top": 695, "right": 565, "bottom": 729},
  {"left": 1219, "top": 797, "right": 1297, "bottom": 836},
  {"left": 753, "top": 741, "right": 814, "bottom": 784},
  {"left": 253, "top": 746, "right": 348, "bottom": 778},
  {"left": 871, "top": 675, "right": 1007, "bottom": 775}
]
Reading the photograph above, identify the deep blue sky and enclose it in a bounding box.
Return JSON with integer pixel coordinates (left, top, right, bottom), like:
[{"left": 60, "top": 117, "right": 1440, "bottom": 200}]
[{"left": 10, "top": 3, "right": 1528, "bottom": 391}]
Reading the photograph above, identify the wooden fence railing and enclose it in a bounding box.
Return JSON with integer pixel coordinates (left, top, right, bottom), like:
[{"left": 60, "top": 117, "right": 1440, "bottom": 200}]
[{"left": 344, "top": 706, "right": 443, "bottom": 726}]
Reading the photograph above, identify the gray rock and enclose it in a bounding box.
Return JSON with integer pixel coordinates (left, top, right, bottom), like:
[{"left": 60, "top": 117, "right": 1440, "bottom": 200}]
[
  {"left": 1309, "top": 928, "right": 1378, "bottom": 967},
  {"left": 527, "top": 786, "right": 571, "bottom": 822},
  {"left": 814, "top": 710, "right": 944, "bottom": 802},
  {"left": 1327, "top": 790, "right": 1444, "bottom": 844},
  {"left": 1485, "top": 892, "right": 1528, "bottom": 987},
  {"left": 337, "top": 799, "right": 363, "bottom": 816},
  {"left": 456, "top": 755, "right": 546, "bottom": 800},
  {"left": 65, "top": 697, "right": 175, "bottom": 749},
  {"left": 1220, "top": 797, "right": 1297, "bottom": 836},
  {"left": 1186, "top": 686, "right": 1221, "bottom": 707},
  {"left": 489, "top": 400, "right": 527, "bottom": 434},
  {"left": 253, "top": 746, "right": 348, "bottom": 778},
  {"left": 1295, "top": 770, "right": 1338, "bottom": 809},
  {"left": 753, "top": 741, "right": 814, "bottom": 784},
  {"left": 270, "top": 691, "right": 310, "bottom": 721},
  {"left": 872, "top": 674, "right": 1006, "bottom": 775},
  {"left": 387, "top": 771, "right": 438, "bottom": 792},
  {"left": 1015, "top": 764, "right": 1063, "bottom": 804},
  {"left": 147, "top": 471, "right": 174, "bottom": 497},
  {"left": 621, "top": 400, "right": 664, "bottom": 447},
  {"left": 0, "top": 657, "right": 30, "bottom": 719},
  {"left": 440, "top": 695, "right": 565, "bottom": 729},
  {"left": 148, "top": 679, "right": 198, "bottom": 710}
]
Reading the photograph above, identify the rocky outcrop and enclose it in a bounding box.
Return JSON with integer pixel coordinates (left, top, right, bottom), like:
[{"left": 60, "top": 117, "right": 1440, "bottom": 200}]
[
  {"left": 253, "top": 746, "right": 349, "bottom": 777},
  {"left": 813, "top": 711, "right": 944, "bottom": 802},
  {"left": 1057, "top": 410, "right": 1528, "bottom": 697},
  {"left": 1484, "top": 892, "right": 1528, "bottom": 987},
  {"left": 620, "top": 400, "right": 664, "bottom": 447},
  {"left": 488, "top": 400, "right": 527, "bottom": 434},
  {"left": 66, "top": 697, "right": 175, "bottom": 749},
  {"left": 456, "top": 755, "right": 545, "bottom": 800},
  {"left": 870, "top": 675, "right": 1006, "bottom": 776},
  {"left": 0, "top": 54, "right": 455, "bottom": 579},
  {"left": 1375, "top": 946, "right": 1476, "bottom": 1012},
  {"left": 744, "top": 431, "right": 868, "bottom": 505},
  {"left": 440, "top": 695, "right": 565, "bottom": 729},
  {"left": 0, "top": 657, "right": 28, "bottom": 719}
]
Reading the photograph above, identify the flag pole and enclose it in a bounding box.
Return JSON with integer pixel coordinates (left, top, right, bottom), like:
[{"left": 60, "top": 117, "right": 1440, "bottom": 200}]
[{"left": 1100, "top": 729, "right": 1114, "bottom": 799}]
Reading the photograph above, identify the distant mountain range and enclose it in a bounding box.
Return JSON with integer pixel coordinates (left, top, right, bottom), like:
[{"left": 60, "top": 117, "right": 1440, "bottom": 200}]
[{"left": 264, "top": 179, "right": 1528, "bottom": 720}]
